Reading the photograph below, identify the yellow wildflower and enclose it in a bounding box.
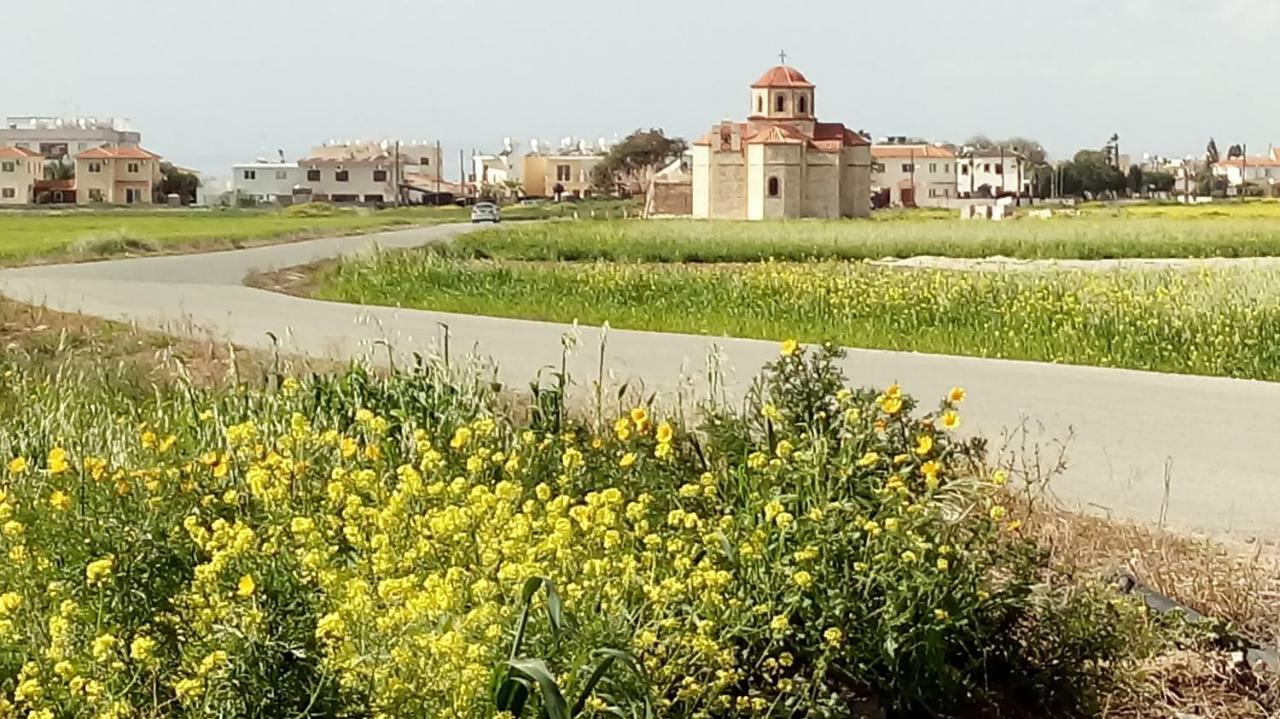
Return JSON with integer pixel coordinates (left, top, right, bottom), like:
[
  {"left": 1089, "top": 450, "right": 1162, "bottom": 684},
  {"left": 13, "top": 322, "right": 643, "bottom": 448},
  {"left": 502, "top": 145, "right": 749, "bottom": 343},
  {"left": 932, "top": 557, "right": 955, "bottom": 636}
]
[
  {"left": 779, "top": 339, "right": 799, "bottom": 357},
  {"left": 236, "top": 574, "right": 256, "bottom": 598},
  {"left": 6, "top": 457, "right": 27, "bottom": 475}
]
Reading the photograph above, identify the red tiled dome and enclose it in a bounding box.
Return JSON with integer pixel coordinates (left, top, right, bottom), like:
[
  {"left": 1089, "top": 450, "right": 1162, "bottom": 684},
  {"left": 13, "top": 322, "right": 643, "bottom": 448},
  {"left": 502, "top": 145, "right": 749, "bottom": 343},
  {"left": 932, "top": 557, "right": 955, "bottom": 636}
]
[{"left": 751, "top": 65, "right": 814, "bottom": 89}]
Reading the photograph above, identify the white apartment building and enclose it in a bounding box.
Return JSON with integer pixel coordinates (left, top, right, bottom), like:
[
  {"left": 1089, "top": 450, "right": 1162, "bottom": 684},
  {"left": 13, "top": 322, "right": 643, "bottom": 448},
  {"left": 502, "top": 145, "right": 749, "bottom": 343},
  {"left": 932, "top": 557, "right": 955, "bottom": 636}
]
[
  {"left": 296, "top": 141, "right": 442, "bottom": 204},
  {"left": 232, "top": 161, "right": 299, "bottom": 203},
  {"left": 0, "top": 116, "right": 141, "bottom": 165},
  {"left": 956, "top": 149, "right": 1031, "bottom": 198},
  {"left": 870, "top": 143, "right": 956, "bottom": 206}
]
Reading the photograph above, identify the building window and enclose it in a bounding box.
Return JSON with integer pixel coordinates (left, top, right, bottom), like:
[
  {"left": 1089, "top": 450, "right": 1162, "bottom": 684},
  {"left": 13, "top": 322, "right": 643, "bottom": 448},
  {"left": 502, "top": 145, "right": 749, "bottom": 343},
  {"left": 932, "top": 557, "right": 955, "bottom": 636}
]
[
  {"left": 88, "top": 162, "right": 102, "bottom": 173},
  {"left": 420, "top": 157, "right": 431, "bottom": 167},
  {"left": 127, "top": 162, "right": 140, "bottom": 173},
  {"left": 767, "top": 176, "right": 780, "bottom": 197},
  {"left": 995, "top": 164, "right": 1004, "bottom": 175},
  {"left": 961, "top": 165, "right": 970, "bottom": 175},
  {"left": 1, "top": 188, "right": 14, "bottom": 199},
  {"left": 929, "top": 163, "right": 938, "bottom": 173},
  {"left": 89, "top": 189, "right": 103, "bottom": 202},
  {"left": 243, "top": 169, "right": 257, "bottom": 180},
  {"left": 373, "top": 169, "right": 388, "bottom": 182},
  {"left": 275, "top": 170, "right": 288, "bottom": 180},
  {"left": 0, "top": 162, "right": 13, "bottom": 173},
  {"left": 798, "top": 95, "right": 808, "bottom": 114},
  {"left": 872, "top": 162, "right": 885, "bottom": 173},
  {"left": 556, "top": 164, "right": 572, "bottom": 182},
  {"left": 901, "top": 163, "right": 913, "bottom": 173},
  {"left": 983, "top": 163, "right": 991, "bottom": 173},
  {"left": 775, "top": 94, "right": 786, "bottom": 113},
  {"left": 756, "top": 96, "right": 763, "bottom": 113},
  {"left": 335, "top": 170, "right": 349, "bottom": 182},
  {"left": 307, "top": 169, "right": 321, "bottom": 182}
]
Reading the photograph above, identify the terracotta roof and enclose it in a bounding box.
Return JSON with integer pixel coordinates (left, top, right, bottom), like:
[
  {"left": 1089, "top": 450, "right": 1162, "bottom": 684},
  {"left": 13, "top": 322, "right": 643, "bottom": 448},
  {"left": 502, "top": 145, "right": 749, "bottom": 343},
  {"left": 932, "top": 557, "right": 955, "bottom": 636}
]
[
  {"left": 0, "top": 146, "right": 42, "bottom": 159},
  {"left": 871, "top": 145, "right": 955, "bottom": 159},
  {"left": 33, "top": 179, "right": 75, "bottom": 190},
  {"left": 745, "top": 124, "right": 810, "bottom": 146},
  {"left": 1217, "top": 156, "right": 1280, "bottom": 168},
  {"left": 76, "top": 145, "right": 160, "bottom": 160},
  {"left": 751, "top": 65, "right": 814, "bottom": 89},
  {"left": 694, "top": 121, "right": 868, "bottom": 150},
  {"left": 813, "top": 122, "right": 870, "bottom": 148}
]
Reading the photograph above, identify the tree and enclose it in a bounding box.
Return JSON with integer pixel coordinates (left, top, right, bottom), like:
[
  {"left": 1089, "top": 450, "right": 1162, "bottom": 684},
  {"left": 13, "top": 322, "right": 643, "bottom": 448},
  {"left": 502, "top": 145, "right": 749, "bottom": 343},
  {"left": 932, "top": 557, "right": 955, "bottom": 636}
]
[
  {"left": 1003, "top": 137, "right": 1047, "bottom": 166},
  {"left": 1146, "top": 170, "right": 1176, "bottom": 193},
  {"left": 159, "top": 162, "right": 201, "bottom": 205},
  {"left": 1059, "top": 151, "right": 1126, "bottom": 197},
  {"left": 593, "top": 129, "right": 687, "bottom": 197},
  {"left": 45, "top": 160, "right": 74, "bottom": 181},
  {"left": 1205, "top": 138, "right": 1220, "bottom": 165},
  {"left": 1126, "top": 165, "right": 1144, "bottom": 195}
]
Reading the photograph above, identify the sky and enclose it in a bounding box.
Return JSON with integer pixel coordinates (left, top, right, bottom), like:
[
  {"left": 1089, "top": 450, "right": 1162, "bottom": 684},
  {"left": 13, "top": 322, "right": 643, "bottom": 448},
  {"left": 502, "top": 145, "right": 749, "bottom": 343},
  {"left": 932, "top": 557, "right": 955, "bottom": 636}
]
[{"left": 6, "top": 0, "right": 1280, "bottom": 177}]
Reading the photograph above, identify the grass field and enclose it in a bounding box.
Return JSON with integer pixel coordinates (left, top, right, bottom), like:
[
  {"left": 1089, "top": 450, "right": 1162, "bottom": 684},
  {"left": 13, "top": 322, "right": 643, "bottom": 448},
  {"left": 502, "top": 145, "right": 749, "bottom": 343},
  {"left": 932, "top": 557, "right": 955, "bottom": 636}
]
[
  {"left": 0, "top": 200, "right": 634, "bottom": 264},
  {"left": 316, "top": 255, "right": 1280, "bottom": 381},
  {"left": 451, "top": 202, "right": 1280, "bottom": 263}
]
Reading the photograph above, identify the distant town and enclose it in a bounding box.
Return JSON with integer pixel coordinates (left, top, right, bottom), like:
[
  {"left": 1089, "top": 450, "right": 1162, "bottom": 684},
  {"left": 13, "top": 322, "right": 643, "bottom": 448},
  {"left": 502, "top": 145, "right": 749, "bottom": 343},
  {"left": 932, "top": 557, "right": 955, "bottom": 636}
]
[{"left": 3, "top": 62, "right": 1277, "bottom": 218}]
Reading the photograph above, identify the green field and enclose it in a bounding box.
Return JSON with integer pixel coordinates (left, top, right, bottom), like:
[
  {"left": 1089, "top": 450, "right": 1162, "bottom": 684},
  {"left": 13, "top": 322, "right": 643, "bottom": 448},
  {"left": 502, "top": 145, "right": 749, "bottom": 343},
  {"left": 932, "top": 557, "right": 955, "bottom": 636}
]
[
  {"left": 451, "top": 202, "right": 1280, "bottom": 263},
  {"left": 316, "top": 254, "right": 1280, "bottom": 381},
  {"left": 0, "top": 201, "right": 634, "bottom": 264}
]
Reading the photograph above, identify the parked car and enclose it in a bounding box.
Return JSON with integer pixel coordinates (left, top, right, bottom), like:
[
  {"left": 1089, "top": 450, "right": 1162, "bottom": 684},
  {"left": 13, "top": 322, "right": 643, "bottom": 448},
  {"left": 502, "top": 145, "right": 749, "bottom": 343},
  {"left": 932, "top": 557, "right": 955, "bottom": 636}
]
[{"left": 470, "top": 202, "right": 501, "bottom": 223}]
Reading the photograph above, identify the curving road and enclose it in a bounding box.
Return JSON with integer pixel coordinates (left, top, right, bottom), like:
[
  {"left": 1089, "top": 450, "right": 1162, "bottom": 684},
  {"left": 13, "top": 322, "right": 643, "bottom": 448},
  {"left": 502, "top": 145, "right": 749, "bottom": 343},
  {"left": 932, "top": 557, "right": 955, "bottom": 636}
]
[{"left": 1, "top": 225, "right": 1277, "bottom": 541}]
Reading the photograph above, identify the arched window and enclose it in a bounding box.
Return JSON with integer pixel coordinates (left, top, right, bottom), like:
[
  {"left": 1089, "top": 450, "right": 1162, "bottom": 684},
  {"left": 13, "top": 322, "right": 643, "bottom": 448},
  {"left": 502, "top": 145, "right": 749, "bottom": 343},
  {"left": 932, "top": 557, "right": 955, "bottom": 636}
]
[
  {"left": 798, "top": 95, "right": 808, "bottom": 114},
  {"left": 767, "top": 176, "right": 781, "bottom": 197},
  {"left": 756, "top": 96, "right": 763, "bottom": 113},
  {"left": 775, "top": 94, "right": 786, "bottom": 113}
]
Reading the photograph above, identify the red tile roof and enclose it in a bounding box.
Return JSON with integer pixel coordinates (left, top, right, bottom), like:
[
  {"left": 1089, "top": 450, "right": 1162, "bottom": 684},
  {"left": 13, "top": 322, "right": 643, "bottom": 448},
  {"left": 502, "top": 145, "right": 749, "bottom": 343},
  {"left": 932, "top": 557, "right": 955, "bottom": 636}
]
[
  {"left": 76, "top": 145, "right": 160, "bottom": 160},
  {"left": 871, "top": 144, "right": 955, "bottom": 159},
  {"left": 751, "top": 65, "right": 814, "bottom": 89},
  {"left": 693, "top": 121, "right": 868, "bottom": 151},
  {"left": 0, "top": 146, "right": 42, "bottom": 159}
]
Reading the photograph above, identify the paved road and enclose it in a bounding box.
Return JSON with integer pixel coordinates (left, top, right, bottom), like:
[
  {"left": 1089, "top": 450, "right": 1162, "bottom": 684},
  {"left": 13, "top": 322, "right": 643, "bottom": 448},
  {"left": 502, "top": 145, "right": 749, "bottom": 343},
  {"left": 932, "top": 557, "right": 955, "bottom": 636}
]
[{"left": 1, "top": 225, "right": 1277, "bottom": 541}]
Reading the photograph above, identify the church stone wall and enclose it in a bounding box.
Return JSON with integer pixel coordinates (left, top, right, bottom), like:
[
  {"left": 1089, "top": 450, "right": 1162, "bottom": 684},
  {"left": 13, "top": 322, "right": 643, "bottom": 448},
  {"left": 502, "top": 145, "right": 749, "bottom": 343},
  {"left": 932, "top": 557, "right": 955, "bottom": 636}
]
[
  {"left": 841, "top": 146, "right": 872, "bottom": 218},
  {"left": 802, "top": 152, "right": 841, "bottom": 219},
  {"left": 710, "top": 151, "right": 748, "bottom": 219}
]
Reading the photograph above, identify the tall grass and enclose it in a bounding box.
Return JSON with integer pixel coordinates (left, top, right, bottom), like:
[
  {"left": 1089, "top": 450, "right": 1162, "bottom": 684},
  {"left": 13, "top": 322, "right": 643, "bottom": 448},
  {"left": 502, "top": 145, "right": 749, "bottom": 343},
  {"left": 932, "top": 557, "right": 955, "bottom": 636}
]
[
  {"left": 319, "top": 254, "right": 1280, "bottom": 381},
  {"left": 452, "top": 206, "right": 1280, "bottom": 262}
]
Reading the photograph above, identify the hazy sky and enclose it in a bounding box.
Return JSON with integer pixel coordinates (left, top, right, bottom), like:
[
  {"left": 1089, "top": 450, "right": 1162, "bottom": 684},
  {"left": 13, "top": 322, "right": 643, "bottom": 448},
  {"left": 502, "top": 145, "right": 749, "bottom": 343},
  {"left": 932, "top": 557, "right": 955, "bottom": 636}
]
[{"left": 8, "top": 0, "right": 1279, "bottom": 176}]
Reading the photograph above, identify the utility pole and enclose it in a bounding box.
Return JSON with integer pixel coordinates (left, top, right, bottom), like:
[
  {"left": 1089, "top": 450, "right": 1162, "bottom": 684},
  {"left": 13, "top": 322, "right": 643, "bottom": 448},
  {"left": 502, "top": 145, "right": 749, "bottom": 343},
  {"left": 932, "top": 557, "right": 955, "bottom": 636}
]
[
  {"left": 393, "top": 141, "right": 401, "bottom": 208},
  {"left": 459, "top": 149, "right": 466, "bottom": 201},
  {"left": 1242, "top": 143, "right": 1248, "bottom": 201},
  {"left": 435, "top": 140, "right": 442, "bottom": 206},
  {"left": 908, "top": 147, "right": 915, "bottom": 208}
]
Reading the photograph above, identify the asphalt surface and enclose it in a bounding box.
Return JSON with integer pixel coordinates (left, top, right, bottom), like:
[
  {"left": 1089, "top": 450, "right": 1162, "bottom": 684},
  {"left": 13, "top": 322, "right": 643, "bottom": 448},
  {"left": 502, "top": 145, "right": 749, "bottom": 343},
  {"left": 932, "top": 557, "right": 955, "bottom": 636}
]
[{"left": 1, "top": 224, "right": 1276, "bottom": 541}]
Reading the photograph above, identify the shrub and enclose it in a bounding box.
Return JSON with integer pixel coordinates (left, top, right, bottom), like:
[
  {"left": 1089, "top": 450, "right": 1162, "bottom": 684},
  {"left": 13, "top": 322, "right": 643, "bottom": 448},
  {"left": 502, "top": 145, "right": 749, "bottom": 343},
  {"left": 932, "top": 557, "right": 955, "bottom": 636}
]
[{"left": 0, "top": 345, "right": 1176, "bottom": 717}]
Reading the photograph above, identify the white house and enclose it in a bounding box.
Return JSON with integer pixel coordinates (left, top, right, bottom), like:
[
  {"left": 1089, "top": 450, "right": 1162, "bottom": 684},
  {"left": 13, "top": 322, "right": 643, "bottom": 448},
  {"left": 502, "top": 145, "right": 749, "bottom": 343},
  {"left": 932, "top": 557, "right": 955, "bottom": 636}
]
[
  {"left": 871, "top": 143, "right": 956, "bottom": 207},
  {"left": 1212, "top": 150, "right": 1280, "bottom": 192},
  {"left": 956, "top": 149, "right": 1031, "bottom": 198},
  {"left": 231, "top": 161, "right": 299, "bottom": 204},
  {"left": 296, "top": 140, "right": 442, "bottom": 204}
]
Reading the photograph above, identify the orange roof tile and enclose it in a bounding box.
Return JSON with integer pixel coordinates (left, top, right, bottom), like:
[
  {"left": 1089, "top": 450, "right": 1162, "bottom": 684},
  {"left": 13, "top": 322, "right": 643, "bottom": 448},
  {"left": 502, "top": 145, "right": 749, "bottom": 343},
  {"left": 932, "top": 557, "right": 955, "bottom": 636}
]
[
  {"left": 871, "top": 145, "right": 955, "bottom": 159},
  {"left": 751, "top": 65, "right": 814, "bottom": 89},
  {"left": 76, "top": 145, "right": 160, "bottom": 160},
  {"left": 813, "top": 122, "right": 870, "bottom": 148},
  {"left": 745, "top": 124, "right": 810, "bottom": 146},
  {"left": 0, "top": 146, "right": 42, "bottom": 159}
]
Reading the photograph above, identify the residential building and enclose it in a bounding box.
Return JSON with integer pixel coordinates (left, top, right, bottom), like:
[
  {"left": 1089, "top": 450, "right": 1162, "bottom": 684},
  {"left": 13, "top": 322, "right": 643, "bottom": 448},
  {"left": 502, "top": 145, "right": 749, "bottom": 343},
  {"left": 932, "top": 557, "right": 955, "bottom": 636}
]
[
  {"left": 0, "top": 146, "right": 43, "bottom": 204},
  {"left": 0, "top": 116, "right": 141, "bottom": 167},
  {"left": 473, "top": 150, "right": 522, "bottom": 199},
  {"left": 870, "top": 142, "right": 956, "bottom": 207},
  {"left": 956, "top": 149, "right": 1031, "bottom": 198},
  {"left": 74, "top": 145, "right": 162, "bottom": 205},
  {"left": 232, "top": 161, "right": 299, "bottom": 204},
  {"left": 296, "top": 141, "right": 442, "bottom": 204},
  {"left": 1212, "top": 150, "right": 1280, "bottom": 192},
  {"left": 521, "top": 150, "right": 602, "bottom": 199},
  {"left": 690, "top": 64, "right": 871, "bottom": 220}
]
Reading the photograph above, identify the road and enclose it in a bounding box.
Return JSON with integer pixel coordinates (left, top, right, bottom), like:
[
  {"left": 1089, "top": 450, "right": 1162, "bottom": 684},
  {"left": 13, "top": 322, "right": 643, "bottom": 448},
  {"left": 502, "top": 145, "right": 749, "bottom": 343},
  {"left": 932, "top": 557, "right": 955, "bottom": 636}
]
[{"left": 1, "top": 224, "right": 1276, "bottom": 541}]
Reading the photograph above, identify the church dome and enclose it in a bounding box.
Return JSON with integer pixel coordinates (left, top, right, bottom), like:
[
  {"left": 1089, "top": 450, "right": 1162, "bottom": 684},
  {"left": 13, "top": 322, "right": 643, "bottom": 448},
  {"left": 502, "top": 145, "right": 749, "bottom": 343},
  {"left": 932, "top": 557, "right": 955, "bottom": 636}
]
[{"left": 751, "top": 65, "right": 814, "bottom": 89}]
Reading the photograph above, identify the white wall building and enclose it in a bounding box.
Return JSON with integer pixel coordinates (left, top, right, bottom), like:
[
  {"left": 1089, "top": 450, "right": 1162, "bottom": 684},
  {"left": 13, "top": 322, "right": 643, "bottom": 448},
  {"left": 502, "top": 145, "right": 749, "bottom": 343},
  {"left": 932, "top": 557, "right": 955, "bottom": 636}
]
[
  {"left": 232, "top": 161, "right": 299, "bottom": 204},
  {"left": 956, "top": 149, "right": 1031, "bottom": 198},
  {"left": 1212, "top": 150, "right": 1280, "bottom": 191},
  {"left": 0, "top": 116, "right": 141, "bottom": 165},
  {"left": 296, "top": 141, "right": 442, "bottom": 204},
  {"left": 870, "top": 143, "right": 956, "bottom": 206}
]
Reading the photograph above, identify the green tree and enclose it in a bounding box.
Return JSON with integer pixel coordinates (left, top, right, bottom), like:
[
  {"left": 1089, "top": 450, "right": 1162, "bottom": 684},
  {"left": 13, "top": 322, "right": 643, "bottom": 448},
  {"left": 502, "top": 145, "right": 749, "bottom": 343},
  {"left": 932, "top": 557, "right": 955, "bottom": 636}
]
[
  {"left": 1145, "top": 170, "right": 1176, "bottom": 193},
  {"left": 45, "top": 159, "right": 75, "bottom": 181},
  {"left": 1126, "top": 165, "right": 1144, "bottom": 195},
  {"left": 159, "top": 162, "right": 201, "bottom": 204},
  {"left": 1069, "top": 150, "right": 1126, "bottom": 196},
  {"left": 593, "top": 129, "right": 687, "bottom": 197}
]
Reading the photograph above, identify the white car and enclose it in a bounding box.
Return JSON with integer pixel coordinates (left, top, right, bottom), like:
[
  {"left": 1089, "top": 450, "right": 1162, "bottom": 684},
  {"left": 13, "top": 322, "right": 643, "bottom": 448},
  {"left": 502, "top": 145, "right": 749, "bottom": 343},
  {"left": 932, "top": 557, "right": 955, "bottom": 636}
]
[{"left": 470, "top": 202, "right": 501, "bottom": 223}]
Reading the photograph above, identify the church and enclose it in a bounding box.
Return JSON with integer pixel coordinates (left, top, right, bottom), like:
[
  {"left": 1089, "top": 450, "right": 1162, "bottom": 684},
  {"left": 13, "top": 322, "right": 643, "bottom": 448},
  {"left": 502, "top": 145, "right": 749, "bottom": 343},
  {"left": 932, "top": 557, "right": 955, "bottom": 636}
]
[{"left": 691, "top": 62, "right": 872, "bottom": 220}]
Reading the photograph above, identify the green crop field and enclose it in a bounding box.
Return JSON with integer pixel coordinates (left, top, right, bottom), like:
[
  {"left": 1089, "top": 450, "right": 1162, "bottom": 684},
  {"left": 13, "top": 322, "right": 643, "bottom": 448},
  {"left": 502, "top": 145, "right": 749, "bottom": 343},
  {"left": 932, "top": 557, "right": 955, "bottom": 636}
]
[{"left": 450, "top": 202, "right": 1280, "bottom": 263}]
